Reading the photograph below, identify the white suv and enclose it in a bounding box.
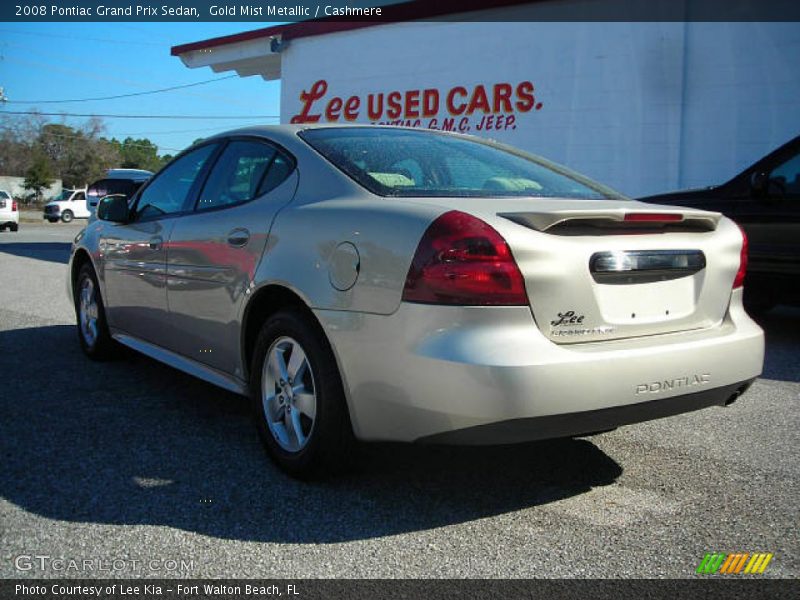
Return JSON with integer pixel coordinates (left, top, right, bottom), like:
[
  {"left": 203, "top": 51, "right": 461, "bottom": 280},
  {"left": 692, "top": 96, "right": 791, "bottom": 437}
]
[
  {"left": 0, "top": 190, "right": 19, "bottom": 232},
  {"left": 43, "top": 188, "right": 88, "bottom": 223}
]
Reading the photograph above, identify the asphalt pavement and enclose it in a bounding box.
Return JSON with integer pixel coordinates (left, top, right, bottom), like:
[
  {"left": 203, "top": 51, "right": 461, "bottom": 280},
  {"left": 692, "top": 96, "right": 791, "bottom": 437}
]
[{"left": 1, "top": 223, "right": 798, "bottom": 578}]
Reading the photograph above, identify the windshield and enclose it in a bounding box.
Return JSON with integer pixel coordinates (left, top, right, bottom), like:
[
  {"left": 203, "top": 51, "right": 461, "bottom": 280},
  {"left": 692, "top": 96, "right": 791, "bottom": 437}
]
[
  {"left": 300, "top": 127, "right": 623, "bottom": 199},
  {"left": 56, "top": 190, "right": 73, "bottom": 201}
]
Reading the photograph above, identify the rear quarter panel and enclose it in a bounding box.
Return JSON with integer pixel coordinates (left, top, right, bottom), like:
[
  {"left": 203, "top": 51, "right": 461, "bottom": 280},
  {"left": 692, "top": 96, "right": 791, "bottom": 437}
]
[{"left": 251, "top": 191, "right": 442, "bottom": 315}]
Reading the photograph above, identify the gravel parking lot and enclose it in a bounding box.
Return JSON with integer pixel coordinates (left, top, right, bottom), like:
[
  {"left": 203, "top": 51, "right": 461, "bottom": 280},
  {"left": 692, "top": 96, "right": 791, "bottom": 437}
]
[{"left": 1, "top": 223, "right": 798, "bottom": 579}]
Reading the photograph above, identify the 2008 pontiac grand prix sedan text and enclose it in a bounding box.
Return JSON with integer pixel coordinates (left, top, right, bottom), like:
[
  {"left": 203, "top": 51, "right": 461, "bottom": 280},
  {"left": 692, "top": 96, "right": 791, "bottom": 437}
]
[{"left": 68, "top": 126, "right": 764, "bottom": 477}]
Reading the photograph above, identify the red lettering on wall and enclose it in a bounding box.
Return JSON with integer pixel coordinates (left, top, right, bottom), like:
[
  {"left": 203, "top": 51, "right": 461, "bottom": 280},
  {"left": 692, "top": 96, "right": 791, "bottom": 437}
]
[
  {"left": 515, "top": 81, "right": 535, "bottom": 112},
  {"left": 290, "top": 79, "right": 328, "bottom": 124},
  {"left": 289, "top": 79, "right": 544, "bottom": 125},
  {"left": 405, "top": 90, "right": 420, "bottom": 118},
  {"left": 325, "top": 97, "right": 343, "bottom": 121},
  {"left": 387, "top": 91, "right": 403, "bottom": 119},
  {"left": 344, "top": 96, "right": 360, "bottom": 121},
  {"left": 367, "top": 93, "right": 383, "bottom": 120},
  {"left": 422, "top": 89, "right": 439, "bottom": 118},
  {"left": 493, "top": 83, "right": 513, "bottom": 113},
  {"left": 447, "top": 86, "right": 468, "bottom": 116},
  {"left": 466, "top": 85, "right": 491, "bottom": 115}
]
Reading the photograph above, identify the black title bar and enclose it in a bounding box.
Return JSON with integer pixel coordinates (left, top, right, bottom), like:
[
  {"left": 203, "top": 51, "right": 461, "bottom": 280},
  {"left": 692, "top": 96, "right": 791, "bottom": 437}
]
[{"left": 3, "top": 0, "right": 800, "bottom": 22}]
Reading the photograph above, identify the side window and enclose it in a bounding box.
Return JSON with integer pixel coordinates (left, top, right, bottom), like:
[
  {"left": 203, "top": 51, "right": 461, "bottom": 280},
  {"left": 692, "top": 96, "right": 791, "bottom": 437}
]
[
  {"left": 258, "top": 151, "right": 294, "bottom": 196},
  {"left": 197, "top": 141, "right": 277, "bottom": 210},
  {"left": 74, "top": 192, "right": 85, "bottom": 201},
  {"left": 770, "top": 152, "right": 800, "bottom": 196},
  {"left": 136, "top": 144, "right": 217, "bottom": 220}
]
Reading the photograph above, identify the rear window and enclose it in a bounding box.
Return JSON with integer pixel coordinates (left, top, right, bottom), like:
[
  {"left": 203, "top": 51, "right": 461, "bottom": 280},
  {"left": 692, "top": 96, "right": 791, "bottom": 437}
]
[
  {"left": 299, "top": 127, "right": 622, "bottom": 200},
  {"left": 0, "top": 191, "right": 9, "bottom": 200}
]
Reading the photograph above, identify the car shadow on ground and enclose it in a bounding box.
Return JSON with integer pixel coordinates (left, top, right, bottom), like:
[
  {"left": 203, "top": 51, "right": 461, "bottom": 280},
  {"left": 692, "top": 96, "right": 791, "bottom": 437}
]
[
  {"left": 753, "top": 305, "right": 800, "bottom": 383},
  {"left": 0, "top": 242, "right": 71, "bottom": 264},
  {"left": 0, "top": 325, "right": 622, "bottom": 544}
]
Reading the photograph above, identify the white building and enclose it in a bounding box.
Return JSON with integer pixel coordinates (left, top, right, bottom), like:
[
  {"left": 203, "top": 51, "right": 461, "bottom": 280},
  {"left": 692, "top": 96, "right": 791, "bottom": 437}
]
[{"left": 172, "top": 1, "right": 800, "bottom": 197}]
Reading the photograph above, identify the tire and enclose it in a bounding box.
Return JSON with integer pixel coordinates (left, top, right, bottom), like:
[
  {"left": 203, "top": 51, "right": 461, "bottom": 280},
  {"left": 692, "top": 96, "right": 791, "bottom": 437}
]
[
  {"left": 47, "top": 218, "right": 58, "bottom": 223},
  {"left": 250, "top": 309, "right": 355, "bottom": 478},
  {"left": 10, "top": 223, "right": 18, "bottom": 232},
  {"left": 74, "top": 263, "right": 116, "bottom": 360},
  {"left": 61, "top": 210, "right": 74, "bottom": 223}
]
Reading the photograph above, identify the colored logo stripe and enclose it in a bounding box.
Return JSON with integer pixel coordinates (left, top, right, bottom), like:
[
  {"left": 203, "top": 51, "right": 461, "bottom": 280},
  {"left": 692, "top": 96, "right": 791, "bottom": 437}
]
[
  {"left": 697, "top": 552, "right": 773, "bottom": 574},
  {"left": 744, "top": 553, "right": 773, "bottom": 574},
  {"left": 719, "top": 553, "right": 749, "bottom": 574},
  {"left": 697, "top": 553, "right": 726, "bottom": 574}
]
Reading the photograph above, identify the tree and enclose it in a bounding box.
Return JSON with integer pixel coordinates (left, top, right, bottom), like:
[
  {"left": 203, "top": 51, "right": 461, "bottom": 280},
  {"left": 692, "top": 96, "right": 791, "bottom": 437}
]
[
  {"left": 110, "top": 137, "right": 162, "bottom": 172},
  {"left": 38, "top": 121, "right": 120, "bottom": 187},
  {"left": 23, "top": 153, "right": 55, "bottom": 205},
  {"left": 0, "top": 112, "right": 45, "bottom": 176},
  {"left": 1, "top": 114, "right": 168, "bottom": 184}
]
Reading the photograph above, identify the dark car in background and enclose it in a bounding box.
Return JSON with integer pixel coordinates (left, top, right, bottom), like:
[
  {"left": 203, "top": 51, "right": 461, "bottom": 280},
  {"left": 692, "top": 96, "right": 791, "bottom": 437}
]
[
  {"left": 641, "top": 135, "right": 800, "bottom": 313},
  {"left": 87, "top": 169, "right": 153, "bottom": 220}
]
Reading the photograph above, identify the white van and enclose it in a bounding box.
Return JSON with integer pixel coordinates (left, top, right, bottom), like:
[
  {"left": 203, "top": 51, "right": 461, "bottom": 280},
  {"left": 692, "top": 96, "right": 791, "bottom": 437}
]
[{"left": 43, "top": 188, "right": 89, "bottom": 223}]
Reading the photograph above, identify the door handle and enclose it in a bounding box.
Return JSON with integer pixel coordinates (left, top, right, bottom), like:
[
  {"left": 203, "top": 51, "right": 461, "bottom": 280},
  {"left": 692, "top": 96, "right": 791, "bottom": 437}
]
[
  {"left": 227, "top": 228, "right": 250, "bottom": 248},
  {"left": 149, "top": 236, "right": 162, "bottom": 250}
]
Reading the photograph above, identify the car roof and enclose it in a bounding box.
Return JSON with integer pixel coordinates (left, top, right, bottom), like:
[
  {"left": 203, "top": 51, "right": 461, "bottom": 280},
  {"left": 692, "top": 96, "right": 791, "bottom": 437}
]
[
  {"left": 104, "top": 169, "right": 153, "bottom": 181},
  {"left": 192, "top": 123, "right": 488, "bottom": 157}
]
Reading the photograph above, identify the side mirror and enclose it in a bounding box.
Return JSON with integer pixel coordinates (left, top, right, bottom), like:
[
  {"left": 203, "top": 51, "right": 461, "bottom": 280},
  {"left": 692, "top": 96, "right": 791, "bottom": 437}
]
[{"left": 97, "top": 194, "right": 129, "bottom": 223}]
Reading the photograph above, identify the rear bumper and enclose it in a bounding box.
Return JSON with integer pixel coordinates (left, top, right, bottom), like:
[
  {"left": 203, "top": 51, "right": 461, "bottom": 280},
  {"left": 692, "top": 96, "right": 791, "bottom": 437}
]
[
  {"left": 419, "top": 380, "right": 753, "bottom": 444},
  {"left": 315, "top": 288, "right": 764, "bottom": 443}
]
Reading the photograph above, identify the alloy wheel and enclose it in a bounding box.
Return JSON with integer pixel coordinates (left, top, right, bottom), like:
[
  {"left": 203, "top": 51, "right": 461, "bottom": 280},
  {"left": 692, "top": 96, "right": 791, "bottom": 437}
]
[
  {"left": 78, "top": 276, "right": 99, "bottom": 348},
  {"left": 261, "top": 336, "right": 317, "bottom": 452}
]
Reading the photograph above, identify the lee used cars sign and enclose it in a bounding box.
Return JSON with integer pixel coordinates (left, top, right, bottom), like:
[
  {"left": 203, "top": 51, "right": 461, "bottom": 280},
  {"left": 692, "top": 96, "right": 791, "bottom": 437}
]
[{"left": 289, "top": 79, "right": 544, "bottom": 133}]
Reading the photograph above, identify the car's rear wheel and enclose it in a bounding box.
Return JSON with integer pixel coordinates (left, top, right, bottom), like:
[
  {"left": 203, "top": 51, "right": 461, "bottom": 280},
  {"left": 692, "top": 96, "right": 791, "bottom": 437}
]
[
  {"left": 9, "top": 223, "right": 18, "bottom": 232},
  {"left": 61, "top": 210, "right": 74, "bottom": 223},
  {"left": 74, "top": 263, "right": 116, "bottom": 360},
  {"left": 250, "top": 309, "right": 355, "bottom": 478}
]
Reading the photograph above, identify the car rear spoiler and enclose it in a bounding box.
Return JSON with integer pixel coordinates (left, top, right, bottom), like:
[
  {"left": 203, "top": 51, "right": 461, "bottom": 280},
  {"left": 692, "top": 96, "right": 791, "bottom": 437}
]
[{"left": 498, "top": 209, "right": 720, "bottom": 234}]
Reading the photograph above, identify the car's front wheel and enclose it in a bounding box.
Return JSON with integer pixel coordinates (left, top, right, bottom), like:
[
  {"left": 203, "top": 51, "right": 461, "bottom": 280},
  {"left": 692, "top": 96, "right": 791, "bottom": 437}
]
[
  {"left": 250, "top": 310, "right": 355, "bottom": 478},
  {"left": 61, "top": 210, "right": 74, "bottom": 223},
  {"left": 74, "top": 263, "right": 116, "bottom": 360}
]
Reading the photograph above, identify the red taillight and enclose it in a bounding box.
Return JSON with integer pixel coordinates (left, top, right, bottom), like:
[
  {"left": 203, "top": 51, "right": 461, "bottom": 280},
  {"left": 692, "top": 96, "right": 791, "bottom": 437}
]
[
  {"left": 11, "top": 201, "right": 18, "bottom": 211},
  {"left": 734, "top": 225, "right": 748, "bottom": 289},
  {"left": 623, "top": 213, "right": 682, "bottom": 222},
  {"left": 402, "top": 210, "right": 528, "bottom": 305}
]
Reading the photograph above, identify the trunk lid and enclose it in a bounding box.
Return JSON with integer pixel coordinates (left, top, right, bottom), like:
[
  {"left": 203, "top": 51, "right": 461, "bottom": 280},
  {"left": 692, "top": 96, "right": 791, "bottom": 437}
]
[{"left": 417, "top": 197, "right": 742, "bottom": 343}]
